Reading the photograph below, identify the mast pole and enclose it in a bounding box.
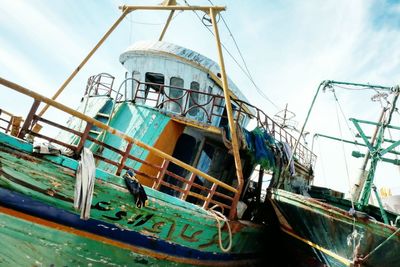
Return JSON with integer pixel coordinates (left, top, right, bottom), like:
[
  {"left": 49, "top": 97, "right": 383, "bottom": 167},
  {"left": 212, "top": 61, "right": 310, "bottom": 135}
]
[
  {"left": 352, "top": 110, "right": 385, "bottom": 201},
  {"left": 37, "top": 9, "right": 130, "bottom": 118},
  {"left": 209, "top": 7, "right": 244, "bottom": 217},
  {"left": 357, "top": 89, "right": 400, "bottom": 209},
  {"left": 158, "top": 0, "right": 176, "bottom": 41}
]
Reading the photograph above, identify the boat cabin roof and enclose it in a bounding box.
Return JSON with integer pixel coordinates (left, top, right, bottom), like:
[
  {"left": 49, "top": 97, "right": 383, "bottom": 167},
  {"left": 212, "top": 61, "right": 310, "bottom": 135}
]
[{"left": 119, "top": 40, "right": 249, "bottom": 103}]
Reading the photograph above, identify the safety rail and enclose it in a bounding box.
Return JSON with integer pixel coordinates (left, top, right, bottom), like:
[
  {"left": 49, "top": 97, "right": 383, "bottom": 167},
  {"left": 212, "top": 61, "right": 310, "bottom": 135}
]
[
  {"left": 0, "top": 109, "right": 22, "bottom": 136},
  {"left": 128, "top": 79, "right": 316, "bottom": 166},
  {"left": 85, "top": 73, "right": 123, "bottom": 101},
  {"left": 231, "top": 99, "right": 317, "bottom": 166},
  {"left": 0, "top": 77, "right": 238, "bottom": 218}
]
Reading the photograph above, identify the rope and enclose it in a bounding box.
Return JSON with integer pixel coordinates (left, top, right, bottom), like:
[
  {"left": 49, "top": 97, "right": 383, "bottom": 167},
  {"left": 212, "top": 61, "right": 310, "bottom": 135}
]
[
  {"left": 208, "top": 205, "right": 232, "bottom": 252},
  {"left": 359, "top": 226, "right": 400, "bottom": 262},
  {"left": 333, "top": 91, "right": 355, "bottom": 211},
  {"left": 333, "top": 89, "right": 362, "bottom": 152}
]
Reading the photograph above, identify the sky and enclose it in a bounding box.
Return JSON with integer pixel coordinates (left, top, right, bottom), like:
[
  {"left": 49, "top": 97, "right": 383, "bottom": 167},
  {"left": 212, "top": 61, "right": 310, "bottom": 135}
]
[{"left": 1, "top": 0, "right": 400, "bottom": 197}]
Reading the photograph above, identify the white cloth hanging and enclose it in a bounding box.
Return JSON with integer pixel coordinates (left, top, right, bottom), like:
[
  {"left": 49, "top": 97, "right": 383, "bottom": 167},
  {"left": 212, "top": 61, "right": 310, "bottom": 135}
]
[{"left": 74, "top": 148, "right": 96, "bottom": 220}]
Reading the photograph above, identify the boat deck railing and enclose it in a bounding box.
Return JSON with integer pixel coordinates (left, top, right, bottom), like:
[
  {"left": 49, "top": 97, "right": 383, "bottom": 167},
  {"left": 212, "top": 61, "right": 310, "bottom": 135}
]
[
  {"left": 0, "top": 78, "right": 239, "bottom": 218},
  {"left": 85, "top": 73, "right": 123, "bottom": 101},
  {"left": 0, "top": 109, "right": 22, "bottom": 136},
  {"left": 119, "top": 78, "right": 316, "bottom": 166}
]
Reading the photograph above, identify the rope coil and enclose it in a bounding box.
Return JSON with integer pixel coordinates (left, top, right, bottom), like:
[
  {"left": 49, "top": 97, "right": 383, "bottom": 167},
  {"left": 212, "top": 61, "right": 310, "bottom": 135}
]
[{"left": 208, "top": 205, "right": 232, "bottom": 252}]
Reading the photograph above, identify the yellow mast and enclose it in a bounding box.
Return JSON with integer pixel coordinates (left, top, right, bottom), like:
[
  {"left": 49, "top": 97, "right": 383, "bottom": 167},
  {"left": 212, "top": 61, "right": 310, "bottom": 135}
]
[{"left": 209, "top": 8, "right": 244, "bottom": 206}]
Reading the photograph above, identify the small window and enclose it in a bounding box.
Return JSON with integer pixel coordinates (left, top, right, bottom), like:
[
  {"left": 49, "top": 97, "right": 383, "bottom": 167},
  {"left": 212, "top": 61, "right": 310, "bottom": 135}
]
[
  {"left": 145, "top": 72, "right": 164, "bottom": 92},
  {"left": 188, "top": 81, "right": 200, "bottom": 116},
  {"left": 169, "top": 77, "right": 184, "bottom": 113}
]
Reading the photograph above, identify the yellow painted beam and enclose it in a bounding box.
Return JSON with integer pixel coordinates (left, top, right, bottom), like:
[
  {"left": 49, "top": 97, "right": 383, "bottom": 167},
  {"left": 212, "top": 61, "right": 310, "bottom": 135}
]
[
  {"left": 119, "top": 5, "right": 225, "bottom": 12},
  {"left": 38, "top": 9, "right": 130, "bottom": 117},
  {"left": 210, "top": 9, "right": 244, "bottom": 196}
]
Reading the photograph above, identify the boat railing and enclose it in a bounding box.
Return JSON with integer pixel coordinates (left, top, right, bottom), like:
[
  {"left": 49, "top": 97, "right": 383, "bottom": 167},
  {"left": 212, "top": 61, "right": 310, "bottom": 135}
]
[
  {"left": 130, "top": 79, "right": 225, "bottom": 123},
  {"left": 0, "top": 109, "right": 23, "bottom": 136},
  {"left": 85, "top": 73, "right": 123, "bottom": 101},
  {"left": 127, "top": 79, "right": 316, "bottom": 166},
  {"left": 231, "top": 99, "right": 317, "bottom": 166},
  {"left": 1, "top": 78, "right": 239, "bottom": 218}
]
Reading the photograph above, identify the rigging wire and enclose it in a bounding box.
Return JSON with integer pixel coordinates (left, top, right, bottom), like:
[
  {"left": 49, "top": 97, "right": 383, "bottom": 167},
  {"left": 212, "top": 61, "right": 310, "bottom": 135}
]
[
  {"left": 331, "top": 86, "right": 362, "bottom": 152},
  {"left": 333, "top": 90, "right": 355, "bottom": 210},
  {"left": 183, "top": 0, "right": 281, "bottom": 110},
  {"left": 334, "top": 84, "right": 386, "bottom": 92}
]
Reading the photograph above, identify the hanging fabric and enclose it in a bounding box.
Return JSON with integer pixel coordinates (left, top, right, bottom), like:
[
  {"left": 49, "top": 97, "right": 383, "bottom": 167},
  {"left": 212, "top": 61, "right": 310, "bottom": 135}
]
[
  {"left": 74, "top": 148, "right": 96, "bottom": 220},
  {"left": 281, "top": 142, "right": 295, "bottom": 176}
]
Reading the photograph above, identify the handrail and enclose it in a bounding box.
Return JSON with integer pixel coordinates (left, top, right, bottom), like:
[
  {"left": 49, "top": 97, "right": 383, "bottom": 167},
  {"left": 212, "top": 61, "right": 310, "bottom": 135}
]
[
  {"left": 0, "top": 77, "right": 238, "bottom": 196},
  {"left": 0, "top": 109, "right": 14, "bottom": 134},
  {"left": 126, "top": 78, "right": 316, "bottom": 166}
]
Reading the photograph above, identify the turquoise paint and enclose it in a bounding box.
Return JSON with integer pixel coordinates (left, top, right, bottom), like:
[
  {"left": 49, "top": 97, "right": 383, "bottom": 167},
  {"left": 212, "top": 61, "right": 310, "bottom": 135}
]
[
  {"left": 96, "top": 102, "right": 170, "bottom": 174},
  {"left": 0, "top": 131, "right": 32, "bottom": 153},
  {"left": 0, "top": 131, "right": 208, "bottom": 215}
]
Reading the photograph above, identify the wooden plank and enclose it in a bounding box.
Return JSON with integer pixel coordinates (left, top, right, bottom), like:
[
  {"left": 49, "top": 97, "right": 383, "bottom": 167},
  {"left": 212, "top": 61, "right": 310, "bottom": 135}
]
[
  {"left": 116, "top": 142, "right": 133, "bottom": 176},
  {"left": 76, "top": 123, "right": 92, "bottom": 154},
  {"left": 18, "top": 100, "right": 40, "bottom": 139}
]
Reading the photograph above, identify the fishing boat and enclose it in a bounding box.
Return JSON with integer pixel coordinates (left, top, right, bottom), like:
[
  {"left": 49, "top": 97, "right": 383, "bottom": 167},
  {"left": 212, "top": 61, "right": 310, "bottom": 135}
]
[
  {"left": 267, "top": 80, "right": 400, "bottom": 266},
  {"left": 0, "top": 2, "right": 315, "bottom": 266}
]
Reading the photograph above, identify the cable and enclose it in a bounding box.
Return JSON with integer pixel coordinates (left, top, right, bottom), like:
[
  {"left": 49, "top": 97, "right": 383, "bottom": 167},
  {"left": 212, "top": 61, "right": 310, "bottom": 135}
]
[
  {"left": 184, "top": 0, "right": 281, "bottom": 110},
  {"left": 207, "top": 0, "right": 280, "bottom": 110},
  {"left": 333, "top": 91, "right": 355, "bottom": 210},
  {"left": 332, "top": 89, "right": 362, "bottom": 152}
]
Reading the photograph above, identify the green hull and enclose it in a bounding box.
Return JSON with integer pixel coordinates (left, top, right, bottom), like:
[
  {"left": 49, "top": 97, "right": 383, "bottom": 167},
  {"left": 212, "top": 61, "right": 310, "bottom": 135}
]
[
  {"left": 0, "top": 131, "right": 263, "bottom": 266},
  {"left": 0, "top": 210, "right": 183, "bottom": 267}
]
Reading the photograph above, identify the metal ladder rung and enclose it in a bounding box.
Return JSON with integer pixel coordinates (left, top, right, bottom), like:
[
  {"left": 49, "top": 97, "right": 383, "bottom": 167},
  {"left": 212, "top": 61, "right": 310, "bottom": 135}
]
[
  {"left": 96, "top": 112, "right": 110, "bottom": 118},
  {"left": 89, "top": 130, "right": 101, "bottom": 135}
]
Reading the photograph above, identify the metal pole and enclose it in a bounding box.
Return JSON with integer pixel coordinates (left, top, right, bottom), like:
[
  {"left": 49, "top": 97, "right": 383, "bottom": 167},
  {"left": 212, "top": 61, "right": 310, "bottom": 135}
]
[
  {"left": 286, "top": 80, "right": 328, "bottom": 171},
  {"left": 120, "top": 5, "right": 225, "bottom": 12},
  {"left": 158, "top": 0, "right": 176, "bottom": 41},
  {"left": 37, "top": 9, "right": 130, "bottom": 117},
  {"left": 210, "top": 8, "right": 244, "bottom": 196},
  {"left": 352, "top": 110, "right": 385, "bottom": 200},
  {"left": 159, "top": 10, "right": 175, "bottom": 41}
]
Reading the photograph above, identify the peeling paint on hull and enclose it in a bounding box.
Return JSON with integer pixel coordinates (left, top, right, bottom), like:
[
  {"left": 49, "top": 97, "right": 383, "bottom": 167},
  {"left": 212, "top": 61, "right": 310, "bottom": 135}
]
[{"left": 269, "top": 189, "right": 400, "bottom": 267}]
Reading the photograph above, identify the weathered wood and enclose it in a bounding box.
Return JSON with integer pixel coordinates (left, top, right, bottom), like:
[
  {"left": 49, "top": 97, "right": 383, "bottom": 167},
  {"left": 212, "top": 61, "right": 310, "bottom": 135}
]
[
  {"left": 18, "top": 100, "right": 40, "bottom": 139},
  {"left": 76, "top": 122, "right": 92, "bottom": 154},
  {"left": 181, "top": 173, "right": 196, "bottom": 201},
  {"left": 154, "top": 160, "right": 169, "bottom": 189},
  {"left": 28, "top": 131, "right": 75, "bottom": 151},
  {"left": 116, "top": 142, "right": 133, "bottom": 176},
  {"left": 203, "top": 183, "right": 217, "bottom": 209}
]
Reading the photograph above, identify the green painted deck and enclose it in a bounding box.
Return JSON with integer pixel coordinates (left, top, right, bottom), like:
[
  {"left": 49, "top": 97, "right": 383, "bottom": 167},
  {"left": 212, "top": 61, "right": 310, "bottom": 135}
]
[{"left": 0, "top": 131, "right": 262, "bottom": 254}]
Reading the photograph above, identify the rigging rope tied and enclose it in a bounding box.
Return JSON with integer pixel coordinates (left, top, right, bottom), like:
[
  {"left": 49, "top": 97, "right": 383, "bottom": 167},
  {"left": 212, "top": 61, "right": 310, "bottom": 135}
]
[
  {"left": 357, "top": 226, "right": 400, "bottom": 263},
  {"left": 208, "top": 205, "right": 232, "bottom": 252},
  {"left": 333, "top": 90, "right": 355, "bottom": 210}
]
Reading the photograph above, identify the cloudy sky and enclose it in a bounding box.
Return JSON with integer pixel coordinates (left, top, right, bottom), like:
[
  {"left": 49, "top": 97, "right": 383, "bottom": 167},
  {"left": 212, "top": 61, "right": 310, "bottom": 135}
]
[{"left": 1, "top": 0, "right": 400, "bottom": 196}]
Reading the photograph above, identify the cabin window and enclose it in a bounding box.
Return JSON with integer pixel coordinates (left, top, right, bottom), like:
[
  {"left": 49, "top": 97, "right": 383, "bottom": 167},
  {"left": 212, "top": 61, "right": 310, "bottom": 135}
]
[
  {"left": 188, "top": 81, "right": 200, "bottom": 116},
  {"left": 140, "top": 72, "right": 164, "bottom": 105},
  {"left": 169, "top": 77, "right": 184, "bottom": 113}
]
